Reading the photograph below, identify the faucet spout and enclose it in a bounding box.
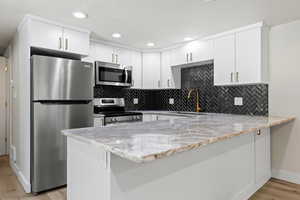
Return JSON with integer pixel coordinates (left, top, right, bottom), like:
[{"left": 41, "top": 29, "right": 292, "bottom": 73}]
[{"left": 187, "top": 89, "right": 202, "bottom": 112}]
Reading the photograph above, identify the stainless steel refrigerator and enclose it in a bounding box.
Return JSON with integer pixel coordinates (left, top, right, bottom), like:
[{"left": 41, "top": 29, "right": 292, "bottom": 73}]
[{"left": 31, "top": 55, "right": 93, "bottom": 193}]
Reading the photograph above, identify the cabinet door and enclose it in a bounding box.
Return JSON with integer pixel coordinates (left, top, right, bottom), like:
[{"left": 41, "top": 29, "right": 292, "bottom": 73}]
[
  {"left": 170, "top": 46, "right": 187, "bottom": 66},
  {"left": 131, "top": 51, "right": 142, "bottom": 89},
  {"left": 161, "top": 51, "right": 174, "bottom": 88},
  {"left": 114, "top": 48, "right": 132, "bottom": 65},
  {"left": 236, "top": 28, "right": 262, "bottom": 84},
  {"left": 94, "top": 118, "right": 104, "bottom": 127},
  {"left": 93, "top": 43, "right": 114, "bottom": 63},
  {"left": 189, "top": 40, "right": 214, "bottom": 63},
  {"left": 142, "top": 53, "right": 161, "bottom": 89},
  {"left": 30, "top": 19, "right": 63, "bottom": 51},
  {"left": 213, "top": 34, "right": 236, "bottom": 86},
  {"left": 255, "top": 128, "right": 271, "bottom": 184},
  {"left": 143, "top": 114, "right": 157, "bottom": 122},
  {"left": 63, "top": 28, "right": 89, "bottom": 56}
]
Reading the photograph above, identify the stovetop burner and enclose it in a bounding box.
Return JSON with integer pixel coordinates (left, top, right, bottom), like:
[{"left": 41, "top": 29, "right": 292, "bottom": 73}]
[{"left": 94, "top": 98, "right": 143, "bottom": 125}]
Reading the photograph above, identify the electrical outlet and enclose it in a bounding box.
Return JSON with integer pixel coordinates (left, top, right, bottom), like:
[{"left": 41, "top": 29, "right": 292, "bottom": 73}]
[
  {"left": 133, "top": 98, "right": 139, "bottom": 104},
  {"left": 234, "top": 97, "right": 243, "bottom": 106},
  {"left": 169, "top": 98, "right": 174, "bottom": 105}
]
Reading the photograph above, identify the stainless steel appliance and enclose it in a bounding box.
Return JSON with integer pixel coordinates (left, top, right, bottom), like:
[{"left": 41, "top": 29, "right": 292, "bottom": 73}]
[
  {"left": 31, "top": 55, "right": 93, "bottom": 193},
  {"left": 95, "top": 61, "right": 132, "bottom": 87},
  {"left": 94, "top": 98, "right": 142, "bottom": 125}
]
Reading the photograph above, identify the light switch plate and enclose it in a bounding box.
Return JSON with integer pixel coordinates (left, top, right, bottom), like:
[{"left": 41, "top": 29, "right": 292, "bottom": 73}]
[
  {"left": 169, "top": 98, "right": 174, "bottom": 105},
  {"left": 133, "top": 98, "right": 138, "bottom": 104},
  {"left": 234, "top": 97, "right": 243, "bottom": 106}
]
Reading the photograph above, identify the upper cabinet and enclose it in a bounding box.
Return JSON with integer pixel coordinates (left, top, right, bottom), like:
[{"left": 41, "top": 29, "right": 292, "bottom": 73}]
[
  {"left": 29, "top": 18, "right": 90, "bottom": 56},
  {"left": 213, "top": 23, "right": 269, "bottom": 86},
  {"left": 142, "top": 53, "right": 161, "bottom": 89},
  {"left": 170, "top": 40, "right": 214, "bottom": 66},
  {"left": 131, "top": 51, "right": 142, "bottom": 89},
  {"left": 214, "top": 34, "right": 236, "bottom": 86}
]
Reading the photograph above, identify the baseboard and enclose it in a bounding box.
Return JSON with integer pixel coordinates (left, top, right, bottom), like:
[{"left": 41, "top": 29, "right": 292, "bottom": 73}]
[
  {"left": 272, "top": 169, "right": 300, "bottom": 184},
  {"left": 10, "top": 159, "right": 31, "bottom": 193}
]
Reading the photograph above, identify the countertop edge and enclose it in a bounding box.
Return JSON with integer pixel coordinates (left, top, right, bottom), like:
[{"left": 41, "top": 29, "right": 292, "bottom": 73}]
[{"left": 63, "top": 116, "right": 295, "bottom": 163}]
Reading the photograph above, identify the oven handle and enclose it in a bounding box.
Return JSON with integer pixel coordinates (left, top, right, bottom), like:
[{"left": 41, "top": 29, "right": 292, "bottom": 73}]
[{"left": 124, "top": 68, "right": 128, "bottom": 84}]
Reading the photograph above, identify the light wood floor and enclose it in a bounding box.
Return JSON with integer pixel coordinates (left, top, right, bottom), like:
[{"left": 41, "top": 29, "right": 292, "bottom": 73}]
[
  {"left": 0, "top": 156, "right": 66, "bottom": 200},
  {"left": 1, "top": 155, "right": 300, "bottom": 200}
]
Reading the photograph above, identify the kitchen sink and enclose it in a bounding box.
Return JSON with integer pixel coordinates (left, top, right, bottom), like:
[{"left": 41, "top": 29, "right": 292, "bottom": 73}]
[{"left": 171, "top": 111, "right": 206, "bottom": 115}]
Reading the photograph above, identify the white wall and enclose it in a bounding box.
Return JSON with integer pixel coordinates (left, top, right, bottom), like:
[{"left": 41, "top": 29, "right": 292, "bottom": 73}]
[
  {"left": 4, "top": 20, "right": 31, "bottom": 192},
  {"left": 269, "top": 20, "right": 300, "bottom": 184}
]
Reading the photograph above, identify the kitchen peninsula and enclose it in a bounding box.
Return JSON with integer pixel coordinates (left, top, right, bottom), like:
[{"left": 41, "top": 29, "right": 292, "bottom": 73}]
[{"left": 62, "top": 113, "right": 294, "bottom": 200}]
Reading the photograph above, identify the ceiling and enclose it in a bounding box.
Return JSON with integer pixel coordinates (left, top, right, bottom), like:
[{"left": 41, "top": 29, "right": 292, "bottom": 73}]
[{"left": 1, "top": 0, "right": 300, "bottom": 54}]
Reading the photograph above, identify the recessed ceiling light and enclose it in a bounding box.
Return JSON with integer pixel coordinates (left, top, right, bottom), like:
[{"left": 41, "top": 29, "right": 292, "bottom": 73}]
[
  {"left": 112, "top": 33, "right": 122, "bottom": 38},
  {"left": 184, "top": 37, "right": 193, "bottom": 41},
  {"left": 72, "top": 11, "right": 88, "bottom": 19},
  {"left": 147, "top": 42, "right": 155, "bottom": 47}
]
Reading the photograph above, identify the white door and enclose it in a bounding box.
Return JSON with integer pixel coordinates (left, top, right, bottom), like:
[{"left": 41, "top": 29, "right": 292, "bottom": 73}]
[
  {"left": 236, "top": 28, "right": 262, "bottom": 84},
  {"left": 213, "top": 34, "right": 236, "bottom": 86},
  {"left": 30, "top": 19, "right": 64, "bottom": 51},
  {"left": 142, "top": 53, "right": 161, "bottom": 89},
  {"left": 161, "top": 51, "right": 174, "bottom": 88},
  {"left": 131, "top": 51, "right": 142, "bottom": 89},
  {"left": 0, "top": 57, "right": 7, "bottom": 156},
  {"left": 93, "top": 43, "right": 114, "bottom": 63},
  {"left": 63, "top": 28, "right": 90, "bottom": 56}
]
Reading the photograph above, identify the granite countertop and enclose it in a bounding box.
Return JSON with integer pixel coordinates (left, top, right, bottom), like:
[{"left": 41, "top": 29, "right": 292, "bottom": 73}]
[{"left": 62, "top": 112, "right": 295, "bottom": 163}]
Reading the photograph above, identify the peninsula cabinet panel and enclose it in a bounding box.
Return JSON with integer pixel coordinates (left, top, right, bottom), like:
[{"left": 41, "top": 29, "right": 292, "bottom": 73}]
[
  {"left": 213, "top": 34, "right": 236, "bottom": 86},
  {"left": 142, "top": 53, "right": 161, "bottom": 89},
  {"left": 67, "top": 128, "right": 272, "bottom": 200},
  {"left": 255, "top": 128, "right": 271, "bottom": 186}
]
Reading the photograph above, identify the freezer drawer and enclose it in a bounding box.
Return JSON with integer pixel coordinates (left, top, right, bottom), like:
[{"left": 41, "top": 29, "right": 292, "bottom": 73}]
[
  {"left": 31, "top": 102, "right": 93, "bottom": 193},
  {"left": 31, "top": 55, "right": 93, "bottom": 101}
]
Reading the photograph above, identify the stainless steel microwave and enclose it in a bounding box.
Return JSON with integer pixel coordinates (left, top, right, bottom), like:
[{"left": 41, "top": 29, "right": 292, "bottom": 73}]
[{"left": 95, "top": 61, "right": 132, "bottom": 87}]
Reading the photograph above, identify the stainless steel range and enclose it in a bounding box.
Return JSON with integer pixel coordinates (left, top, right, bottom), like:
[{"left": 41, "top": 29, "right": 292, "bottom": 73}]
[{"left": 94, "top": 98, "right": 142, "bottom": 125}]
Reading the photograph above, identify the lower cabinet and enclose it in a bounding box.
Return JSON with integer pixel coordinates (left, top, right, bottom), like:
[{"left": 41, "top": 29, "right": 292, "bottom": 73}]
[
  {"left": 142, "top": 114, "right": 158, "bottom": 122},
  {"left": 143, "top": 114, "right": 188, "bottom": 122},
  {"left": 94, "top": 117, "right": 104, "bottom": 127}
]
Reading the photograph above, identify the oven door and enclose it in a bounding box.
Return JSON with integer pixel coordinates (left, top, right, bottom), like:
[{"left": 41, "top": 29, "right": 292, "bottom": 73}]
[{"left": 95, "top": 62, "right": 132, "bottom": 86}]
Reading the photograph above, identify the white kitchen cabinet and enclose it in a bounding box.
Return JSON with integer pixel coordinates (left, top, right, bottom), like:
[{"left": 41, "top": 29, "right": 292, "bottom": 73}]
[
  {"left": 170, "top": 45, "right": 187, "bottom": 66},
  {"left": 236, "top": 27, "right": 266, "bottom": 84},
  {"left": 188, "top": 40, "right": 214, "bottom": 63},
  {"left": 131, "top": 51, "right": 142, "bottom": 89},
  {"left": 142, "top": 53, "right": 161, "bottom": 89},
  {"left": 213, "top": 34, "right": 236, "bottom": 86},
  {"left": 29, "top": 18, "right": 90, "bottom": 56},
  {"left": 170, "top": 40, "right": 214, "bottom": 66},
  {"left": 142, "top": 114, "right": 158, "bottom": 122},
  {"left": 255, "top": 128, "right": 271, "bottom": 185},
  {"left": 94, "top": 117, "right": 104, "bottom": 127},
  {"left": 213, "top": 24, "right": 268, "bottom": 86},
  {"left": 161, "top": 51, "right": 174, "bottom": 88},
  {"left": 92, "top": 43, "right": 114, "bottom": 63},
  {"left": 114, "top": 48, "right": 132, "bottom": 65},
  {"left": 63, "top": 28, "right": 89, "bottom": 56},
  {"left": 30, "top": 20, "right": 64, "bottom": 51}
]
